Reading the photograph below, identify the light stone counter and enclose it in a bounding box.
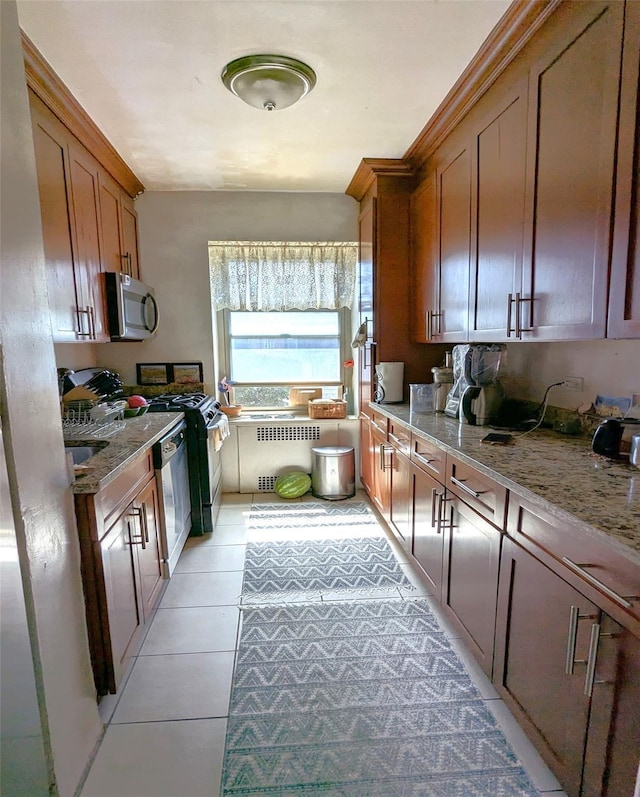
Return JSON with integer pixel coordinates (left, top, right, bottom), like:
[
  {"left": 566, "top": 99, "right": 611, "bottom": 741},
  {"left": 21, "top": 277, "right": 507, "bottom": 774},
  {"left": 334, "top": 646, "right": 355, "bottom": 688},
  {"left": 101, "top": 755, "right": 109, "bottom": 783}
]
[
  {"left": 67, "top": 412, "right": 184, "bottom": 494},
  {"left": 370, "top": 404, "right": 640, "bottom": 564}
]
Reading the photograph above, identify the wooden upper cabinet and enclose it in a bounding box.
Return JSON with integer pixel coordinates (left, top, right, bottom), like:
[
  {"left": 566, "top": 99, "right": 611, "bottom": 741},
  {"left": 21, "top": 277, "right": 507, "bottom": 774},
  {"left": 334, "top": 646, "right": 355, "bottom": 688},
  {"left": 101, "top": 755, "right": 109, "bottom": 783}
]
[
  {"left": 410, "top": 173, "right": 436, "bottom": 343},
  {"left": 470, "top": 85, "right": 527, "bottom": 341},
  {"left": 98, "top": 172, "right": 141, "bottom": 280},
  {"left": 608, "top": 0, "right": 640, "bottom": 339},
  {"left": 120, "top": 195, "right": 141, "bottom": 280},
  {"left": 30, "top": 94, "right": 83, "bottom": 342},
  {"left": 435, "top": 142, "right": 471, "bottom": 342},
  {"left": 67, "top": 141, "right": 109, "bottom": 341},
  {"left": 520, "top": 1, "right": 624, "bottom": 341}
]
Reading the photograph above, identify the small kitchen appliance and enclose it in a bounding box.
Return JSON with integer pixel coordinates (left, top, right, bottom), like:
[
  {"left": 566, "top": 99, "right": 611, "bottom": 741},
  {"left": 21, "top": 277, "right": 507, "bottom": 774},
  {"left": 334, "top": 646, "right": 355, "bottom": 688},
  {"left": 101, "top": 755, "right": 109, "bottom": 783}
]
[
  {"left": 591, "top": 418, "right": 624, "bottom": 458},
  {"left": 444, "top": 344, "right": 505, "bottom": 424},
  {"left": 431, "top": 366, "right": 453, "bottom": 412},
  {"left": 374, "top": 361, "right": 404, "bottom": 403},
  {"left": 104, "top": 272, "right": 159, "bottom": 341},
  {"left": 147, "top": 393, "right": 224, "bottom": 535}
]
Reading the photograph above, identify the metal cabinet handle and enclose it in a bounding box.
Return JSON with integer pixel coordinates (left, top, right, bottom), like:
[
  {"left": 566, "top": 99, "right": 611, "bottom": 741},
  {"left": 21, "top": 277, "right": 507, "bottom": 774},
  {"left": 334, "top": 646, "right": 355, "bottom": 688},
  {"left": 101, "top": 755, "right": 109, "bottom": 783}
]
[
  {"left": 129, "top": 507, "right": 146, "bottom": 549},
  {"left": 413, "top": 451, "right": 437, "bottom": 471},
  {"left": 431, "top": 489, "right": 444, "bottom": 532},
  {"left": 141, "top": 502, "right": 149, "bottom": 544},
  {"left": 449, "top": 475, "right": 484, "bottom": 499},
  {"left": 88, "top": 305, "right": 96, "bottom": 339},
  {"left": 76, "top": 306, "right": 92, "bottom": 337},
  {"left": 379, "top": 444, "right": 392, "bottom": 471},
  {"left": 507, "top": 293, "right": 515, "bottom": 337},
  {"left": 426, "top": 311, "right": 433, "bottom": 341},
  {"left": 584, "top": 623, "right": 601, "bottom": 697},
  {"left": 561, "top": 558, "right": 633, "bottom": 609},
  {"left": 565, "top": 604, "right": 599, "bottom": 675}
]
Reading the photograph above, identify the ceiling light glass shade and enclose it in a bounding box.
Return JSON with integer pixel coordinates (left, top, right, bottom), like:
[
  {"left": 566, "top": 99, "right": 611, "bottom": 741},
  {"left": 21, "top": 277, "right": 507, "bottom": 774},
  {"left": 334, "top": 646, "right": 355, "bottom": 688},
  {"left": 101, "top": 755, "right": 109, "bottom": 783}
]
[{"left": 221, "top": 55, "right": 316, "bottom": 111}]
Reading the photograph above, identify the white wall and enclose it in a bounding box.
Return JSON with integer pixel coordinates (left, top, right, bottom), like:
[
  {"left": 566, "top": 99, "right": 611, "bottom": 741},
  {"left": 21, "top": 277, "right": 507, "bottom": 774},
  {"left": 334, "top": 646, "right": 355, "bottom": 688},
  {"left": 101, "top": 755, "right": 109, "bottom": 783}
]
[
  {"left": 95, "top": 191, "right": 359, "bottom": 389},
  {"left": 502, "top": 339, "right": 640, "bottom": 410},
  {"left": 0, "top": 4, "right": 102, "bottom": 795}
]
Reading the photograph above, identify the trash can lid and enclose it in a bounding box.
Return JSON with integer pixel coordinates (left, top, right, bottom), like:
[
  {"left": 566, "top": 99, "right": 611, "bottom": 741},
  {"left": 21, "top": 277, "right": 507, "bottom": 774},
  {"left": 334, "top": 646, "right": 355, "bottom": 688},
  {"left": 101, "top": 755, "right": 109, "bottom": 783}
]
[{"left": 311, "top": 446, "right": 354, "bottom": 456}]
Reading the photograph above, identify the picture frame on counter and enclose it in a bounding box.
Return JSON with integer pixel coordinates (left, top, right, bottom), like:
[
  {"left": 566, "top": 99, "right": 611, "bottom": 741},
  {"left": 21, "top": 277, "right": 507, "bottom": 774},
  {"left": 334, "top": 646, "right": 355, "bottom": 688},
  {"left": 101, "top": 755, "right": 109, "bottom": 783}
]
[{"left": 137, "top": 362, "right": 203, "bottom": 386}]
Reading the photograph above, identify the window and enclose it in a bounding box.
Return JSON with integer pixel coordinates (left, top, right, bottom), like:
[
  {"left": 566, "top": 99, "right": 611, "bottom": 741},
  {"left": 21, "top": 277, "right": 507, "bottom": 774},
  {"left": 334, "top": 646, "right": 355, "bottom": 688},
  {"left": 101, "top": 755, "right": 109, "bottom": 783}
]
[
  {"left": 210, "top": 241, "right": 357, "bottom": 411},
  {"left": 220, "top": 309, "right": 349, "bottom": 409}
]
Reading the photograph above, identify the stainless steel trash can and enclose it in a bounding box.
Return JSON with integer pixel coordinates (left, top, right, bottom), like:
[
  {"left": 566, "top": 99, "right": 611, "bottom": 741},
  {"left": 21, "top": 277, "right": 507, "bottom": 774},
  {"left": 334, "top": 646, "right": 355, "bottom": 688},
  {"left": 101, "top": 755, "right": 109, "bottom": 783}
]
[{"left": 311, "top": 446, "right": 355, "bottom": 500}]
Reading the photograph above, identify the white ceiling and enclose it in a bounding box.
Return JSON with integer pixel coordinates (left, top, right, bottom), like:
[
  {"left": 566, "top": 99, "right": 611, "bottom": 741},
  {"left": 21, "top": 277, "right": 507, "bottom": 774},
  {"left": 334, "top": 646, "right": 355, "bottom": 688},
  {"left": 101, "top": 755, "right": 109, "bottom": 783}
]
[{"left": 17, "top": 0, "right": 512, "bottom": 193}]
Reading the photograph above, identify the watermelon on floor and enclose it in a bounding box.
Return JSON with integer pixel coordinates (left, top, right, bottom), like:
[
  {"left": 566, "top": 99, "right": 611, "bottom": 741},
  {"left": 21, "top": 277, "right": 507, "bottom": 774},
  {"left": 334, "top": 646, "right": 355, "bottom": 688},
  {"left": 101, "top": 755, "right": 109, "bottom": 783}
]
[{"left": 274, "top": 472, "right": 311, "bottom": 498}]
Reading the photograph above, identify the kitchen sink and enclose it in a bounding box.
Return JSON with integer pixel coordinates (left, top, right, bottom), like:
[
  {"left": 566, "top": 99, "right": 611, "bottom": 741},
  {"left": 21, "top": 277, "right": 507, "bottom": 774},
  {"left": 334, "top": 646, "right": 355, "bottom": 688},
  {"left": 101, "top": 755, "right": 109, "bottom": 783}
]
[{"left": 64, "top": 443, "right": 107, "bottom": 465}]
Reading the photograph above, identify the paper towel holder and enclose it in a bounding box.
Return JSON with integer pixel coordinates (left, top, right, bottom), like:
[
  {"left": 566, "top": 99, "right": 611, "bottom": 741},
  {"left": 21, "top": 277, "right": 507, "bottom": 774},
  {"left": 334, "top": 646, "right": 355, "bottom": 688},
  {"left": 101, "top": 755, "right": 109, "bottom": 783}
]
[{"left": 374, "top": 362, "right": 404, "bottom": 404}]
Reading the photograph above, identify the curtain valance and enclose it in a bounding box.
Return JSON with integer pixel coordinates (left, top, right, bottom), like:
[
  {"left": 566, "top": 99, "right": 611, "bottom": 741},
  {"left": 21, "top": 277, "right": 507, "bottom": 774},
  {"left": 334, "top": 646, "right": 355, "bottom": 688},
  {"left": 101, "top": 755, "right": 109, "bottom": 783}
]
[{"left": 208, "top": 241, "right": 357, "bottom": 311}]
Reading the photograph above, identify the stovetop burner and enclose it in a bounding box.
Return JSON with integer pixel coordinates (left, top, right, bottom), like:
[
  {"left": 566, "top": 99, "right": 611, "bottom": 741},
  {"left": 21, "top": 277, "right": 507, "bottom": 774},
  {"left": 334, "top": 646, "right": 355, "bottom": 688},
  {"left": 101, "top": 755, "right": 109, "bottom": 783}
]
[{"left": 147, "top": 392, "right": 210, "bottom": 411}]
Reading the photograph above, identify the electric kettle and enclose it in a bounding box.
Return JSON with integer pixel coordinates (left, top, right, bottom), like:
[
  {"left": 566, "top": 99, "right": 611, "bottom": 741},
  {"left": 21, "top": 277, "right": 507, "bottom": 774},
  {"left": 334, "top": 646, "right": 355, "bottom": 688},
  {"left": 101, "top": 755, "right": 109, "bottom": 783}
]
[{"left": 591, "top": 419, "right": 623, "bottom": 458}]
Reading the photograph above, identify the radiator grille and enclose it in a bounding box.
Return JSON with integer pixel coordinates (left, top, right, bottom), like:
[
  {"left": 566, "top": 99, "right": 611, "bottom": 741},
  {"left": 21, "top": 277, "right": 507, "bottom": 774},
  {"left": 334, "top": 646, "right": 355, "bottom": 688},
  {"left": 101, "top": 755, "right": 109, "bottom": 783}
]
[
  {"left": 256, "top": 425, "right": 321, "bottom": 442},
  {"left": 257, "top": 475, "right": 277, "bottom": 491}
]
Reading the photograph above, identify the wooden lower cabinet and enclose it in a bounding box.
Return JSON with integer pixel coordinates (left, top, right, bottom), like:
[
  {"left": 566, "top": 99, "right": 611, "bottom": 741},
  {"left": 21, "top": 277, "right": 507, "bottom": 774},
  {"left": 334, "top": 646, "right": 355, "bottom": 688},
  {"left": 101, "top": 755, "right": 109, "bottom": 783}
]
[
  {"left": 369, "top": 419, "right": 391, "bottom": 521},
  {"left": 411, "top": 463, "right": 444, "bottom": 597},
  {"left": 494, "top": 536, "right": 640, "bottom": 797},
  {"left": 76, "top": 450, "right": 165, "bottom": 696},
  {"left": 359, "top": 415, "right": 373, "bottom": 495},
  {"left": 441, "top": 494, "right": 502, "bottom": 677},
  {"left": 388, "top": 446, "right": 412, "bottom": 552}
]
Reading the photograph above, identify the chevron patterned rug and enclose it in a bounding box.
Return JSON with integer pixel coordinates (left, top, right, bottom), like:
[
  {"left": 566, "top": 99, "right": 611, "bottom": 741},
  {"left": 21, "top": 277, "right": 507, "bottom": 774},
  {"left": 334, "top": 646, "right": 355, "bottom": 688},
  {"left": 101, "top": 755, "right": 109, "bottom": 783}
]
[
  {"left": 221, "top": 599, "right": 540, "bottom": 796},
  {"left": 241, "top": 501, "right": 415, "bottom": 603}
]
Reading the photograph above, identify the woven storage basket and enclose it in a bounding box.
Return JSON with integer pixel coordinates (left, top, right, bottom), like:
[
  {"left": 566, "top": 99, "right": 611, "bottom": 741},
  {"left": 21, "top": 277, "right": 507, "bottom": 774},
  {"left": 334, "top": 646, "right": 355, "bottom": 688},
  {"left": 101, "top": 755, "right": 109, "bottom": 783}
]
[{"left": 308, "top": 399, "right": 347, "bottom": 419}]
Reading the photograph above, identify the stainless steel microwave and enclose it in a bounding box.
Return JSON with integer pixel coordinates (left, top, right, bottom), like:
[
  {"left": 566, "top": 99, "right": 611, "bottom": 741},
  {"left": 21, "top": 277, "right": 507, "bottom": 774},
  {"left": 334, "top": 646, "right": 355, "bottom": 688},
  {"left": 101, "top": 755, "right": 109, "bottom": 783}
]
[{"left": 104, "top": 272, "right": 159, "bottom": 341}]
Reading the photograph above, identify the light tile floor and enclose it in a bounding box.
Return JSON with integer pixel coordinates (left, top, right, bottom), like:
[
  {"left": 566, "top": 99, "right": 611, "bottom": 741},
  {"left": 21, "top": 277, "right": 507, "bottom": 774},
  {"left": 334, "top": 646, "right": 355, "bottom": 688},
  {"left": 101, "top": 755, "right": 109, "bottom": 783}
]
[{"left": 80, "top": 490, "right": 568, "bottom": 797}]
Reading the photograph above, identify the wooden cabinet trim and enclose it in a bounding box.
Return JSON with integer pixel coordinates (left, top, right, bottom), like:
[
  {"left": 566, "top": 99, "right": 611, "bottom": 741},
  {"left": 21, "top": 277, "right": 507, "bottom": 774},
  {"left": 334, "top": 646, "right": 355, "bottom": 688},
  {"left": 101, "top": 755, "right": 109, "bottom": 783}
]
[
  {"left": 22, "top": 31, "right": 144, "bottom": 199},
  {"left": 404, "top": 0, "right": 562, "bottom": 170},
  {"left": 97, "top": 450, "right": 154, "bottom": 532},
  {"left": 346, "top": 158, "right": 414, "bottom": 202}
]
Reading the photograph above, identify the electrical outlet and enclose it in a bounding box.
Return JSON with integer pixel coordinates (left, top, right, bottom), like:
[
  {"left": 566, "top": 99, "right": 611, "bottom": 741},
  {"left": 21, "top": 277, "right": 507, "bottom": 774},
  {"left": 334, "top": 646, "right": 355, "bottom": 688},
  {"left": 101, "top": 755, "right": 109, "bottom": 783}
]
[{"left": 563, "top": 377, "right": 584, "bottom": 392}]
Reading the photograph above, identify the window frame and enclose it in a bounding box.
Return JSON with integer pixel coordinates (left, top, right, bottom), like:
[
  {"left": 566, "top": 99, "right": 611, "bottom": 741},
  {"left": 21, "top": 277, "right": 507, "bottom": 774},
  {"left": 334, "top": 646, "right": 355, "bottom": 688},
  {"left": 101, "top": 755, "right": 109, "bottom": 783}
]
[{"left": 217, "top": 307, "right": 352, "bottom": 412}]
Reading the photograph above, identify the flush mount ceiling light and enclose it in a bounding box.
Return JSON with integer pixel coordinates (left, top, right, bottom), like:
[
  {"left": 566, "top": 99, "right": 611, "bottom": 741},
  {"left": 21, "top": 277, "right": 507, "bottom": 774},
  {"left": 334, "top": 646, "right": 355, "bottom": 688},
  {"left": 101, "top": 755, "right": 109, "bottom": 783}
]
[{"left": 221, "top": 55, "right": 316, "bottom": 111}]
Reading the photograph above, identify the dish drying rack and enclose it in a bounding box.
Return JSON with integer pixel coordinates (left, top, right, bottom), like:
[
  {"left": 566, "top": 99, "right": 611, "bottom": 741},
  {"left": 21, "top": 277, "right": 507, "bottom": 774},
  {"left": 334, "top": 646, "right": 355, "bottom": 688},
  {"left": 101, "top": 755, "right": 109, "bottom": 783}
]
[{"left": 62, "top": 404, "right": 125, "bottom": 440}]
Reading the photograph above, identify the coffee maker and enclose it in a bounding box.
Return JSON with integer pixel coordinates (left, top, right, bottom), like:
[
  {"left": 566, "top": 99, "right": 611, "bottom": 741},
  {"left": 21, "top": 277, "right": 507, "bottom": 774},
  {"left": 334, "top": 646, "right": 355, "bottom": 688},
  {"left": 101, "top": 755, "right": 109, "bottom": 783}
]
[{"left": 444, "top": 344, "right": 505, "bottom": 425}]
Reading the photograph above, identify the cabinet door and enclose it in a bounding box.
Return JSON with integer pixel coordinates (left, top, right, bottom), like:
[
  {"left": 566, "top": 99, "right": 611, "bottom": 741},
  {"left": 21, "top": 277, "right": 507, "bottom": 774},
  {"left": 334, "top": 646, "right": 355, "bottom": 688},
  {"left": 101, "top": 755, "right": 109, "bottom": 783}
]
[
  {"left": 494, "top": 537, "right": 597, "bottom": 797},
  {"left": 121, "top": 195, "right": 141, "bottom": 280},
  {"left": 100, "top": 506, "right": 143, "bottom": 693},
  {"left": 410, "top": 173, "right": 437, "bottom": 342},
  {"left": 435, "top": 143, "right": 471, "bottom": 342},
  {"left": 68, "top": 142, "right": 109, "bottom": 341},
  {"left": 98, "top": 172, "right": 126, "bottom": 275},
  {"left": 412, "top": 464, "right": 444, "bottom": 598},
  {"left": 608, "top": 0, "right": 640, "bottom": 339},
  {"left": 30, "top": 94, "right": 82, "bottom": 341},
  {"left": 135, "top": 477, "right": 164, "bottom": 621},
  {"left": 358, "top": 198, "right": 376, "bottom": 413},
  {"left": 359, "top": 417, "right": 374, "bottom": 495},
  {"left": 388, "top": 447, "right": 412, "bottom": 552},
  {"left": 521, "top": 1, "right": 624, "bottom": 340},
  {"left": 369, "top": 422, "right": 391, "bottom": 521},
  {"left": 470, "top": 87, "right": 527, "bottom": 341},
  {"left": 582, "top": 620, "right": 640, "bottom": 797},
  {"left": 442, "top": 494, "right": 501, "bottom": 676}
]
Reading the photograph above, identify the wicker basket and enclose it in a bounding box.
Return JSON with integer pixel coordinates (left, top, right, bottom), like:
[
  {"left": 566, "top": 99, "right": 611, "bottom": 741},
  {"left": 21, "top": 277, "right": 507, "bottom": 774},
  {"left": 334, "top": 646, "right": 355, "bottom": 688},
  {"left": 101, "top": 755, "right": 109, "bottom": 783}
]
[{"left": 307, "top": 399, "right": 347, "bottom": 419}]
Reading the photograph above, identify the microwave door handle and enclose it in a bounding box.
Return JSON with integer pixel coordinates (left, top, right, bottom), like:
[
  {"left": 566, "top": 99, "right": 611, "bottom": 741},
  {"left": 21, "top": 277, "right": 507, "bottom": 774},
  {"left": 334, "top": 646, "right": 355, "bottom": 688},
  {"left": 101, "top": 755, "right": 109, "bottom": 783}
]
[{"left": 143, "top": 293, "right": 159, "bottom": 334}]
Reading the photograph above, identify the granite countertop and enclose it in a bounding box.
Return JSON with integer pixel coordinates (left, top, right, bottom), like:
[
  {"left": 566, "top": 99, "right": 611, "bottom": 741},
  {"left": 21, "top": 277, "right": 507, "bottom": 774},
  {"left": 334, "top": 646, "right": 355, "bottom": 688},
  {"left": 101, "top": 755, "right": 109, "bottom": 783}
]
[
  {"left": 370, "top": 404, "right": 640, "bottom": 564},
  {"left": 66, "top": 412, "right": 184, "bottom": 494}
]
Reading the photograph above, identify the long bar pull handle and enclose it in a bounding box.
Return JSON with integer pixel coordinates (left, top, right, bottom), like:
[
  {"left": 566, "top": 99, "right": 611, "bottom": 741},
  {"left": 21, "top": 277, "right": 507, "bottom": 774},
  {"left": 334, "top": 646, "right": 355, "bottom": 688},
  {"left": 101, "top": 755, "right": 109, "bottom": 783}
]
[
  {"left": 380, "top": 444, "right": 393, "bottom": 471},
  {"left": 450, "top": 475, "right": 484, "bottom": 499},
  {"left": 129, "top": 507, "right": 146, "bottom": 549},
  {"left": 584, "top": 623, "right": 601, "bottom": 697},
  {"left": 507, "top": 293, "right": 514, "bottom": 338},
  {"left": 88, "top": 305, "right": 96, "bottom": 340},
  {"left": 561, "top": 558, "right": 633, "bottom": 609},
  {"left": 76, "top": 307, "right": 92, "bottom": 337},
  {"left": 565, "top": 605, "right": 581, "bottom": 675},
  {"left": 426, "top": 311, "right": 433, "bottom": 342},
  {"left": 413, "top": 451, "right": 436, "bottom": 471},
  {"left": 431, "top": 488, "right": 439, "bottom": 528},
  {"left": 141, "top": 502, "right": 149, "bottom": 544}
]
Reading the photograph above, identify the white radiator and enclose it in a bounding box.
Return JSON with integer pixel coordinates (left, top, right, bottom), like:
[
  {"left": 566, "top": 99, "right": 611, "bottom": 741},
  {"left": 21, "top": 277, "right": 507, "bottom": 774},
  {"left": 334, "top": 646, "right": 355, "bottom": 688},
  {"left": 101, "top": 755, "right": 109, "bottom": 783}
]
[{"left": 221, "top": 419, "right": 358, "bottom": 493}]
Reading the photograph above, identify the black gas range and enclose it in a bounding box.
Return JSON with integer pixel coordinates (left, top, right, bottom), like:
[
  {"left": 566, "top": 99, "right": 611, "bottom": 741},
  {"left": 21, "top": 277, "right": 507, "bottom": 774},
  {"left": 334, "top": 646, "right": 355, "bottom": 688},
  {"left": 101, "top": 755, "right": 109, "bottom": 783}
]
[{"left": 147, "top": 393, "right": 224, "bottom": 535}]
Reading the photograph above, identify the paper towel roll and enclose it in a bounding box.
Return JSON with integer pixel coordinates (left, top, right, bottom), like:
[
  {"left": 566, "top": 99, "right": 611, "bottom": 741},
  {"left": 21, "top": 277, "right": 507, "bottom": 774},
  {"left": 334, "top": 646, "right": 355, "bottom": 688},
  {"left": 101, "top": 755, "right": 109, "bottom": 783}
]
[{"left": 374, "top": 362, "right": 404, "bottom": 403}]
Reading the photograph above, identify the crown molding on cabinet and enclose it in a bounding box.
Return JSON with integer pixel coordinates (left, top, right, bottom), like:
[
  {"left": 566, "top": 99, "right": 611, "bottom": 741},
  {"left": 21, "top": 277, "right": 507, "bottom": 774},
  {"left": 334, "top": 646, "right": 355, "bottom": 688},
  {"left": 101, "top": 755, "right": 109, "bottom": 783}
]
[
  {"left": 345, "top": 158, "right": 415, "bottom": 202},
  {"left": 21, "top": 31, "right": 145, "bottom": 199},
  {"left": 403, "top": 0, "right": 562, "bottom": 170}
]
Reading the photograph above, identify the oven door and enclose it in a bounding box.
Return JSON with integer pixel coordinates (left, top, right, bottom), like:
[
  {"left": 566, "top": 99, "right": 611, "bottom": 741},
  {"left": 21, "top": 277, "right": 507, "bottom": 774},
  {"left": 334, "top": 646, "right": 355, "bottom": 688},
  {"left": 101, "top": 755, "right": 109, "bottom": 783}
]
[{"left": 203, "top": 415, "right": 226, "bottom": 528}]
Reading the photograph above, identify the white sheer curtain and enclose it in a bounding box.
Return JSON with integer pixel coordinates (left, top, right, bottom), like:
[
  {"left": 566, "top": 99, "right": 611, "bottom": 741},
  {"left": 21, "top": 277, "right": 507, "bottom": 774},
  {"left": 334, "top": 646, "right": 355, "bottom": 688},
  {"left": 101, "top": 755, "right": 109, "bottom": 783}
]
[{"left": 208, "top": 241, "right": 357, "bottom": 311}]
